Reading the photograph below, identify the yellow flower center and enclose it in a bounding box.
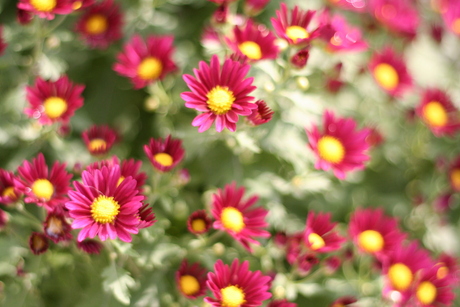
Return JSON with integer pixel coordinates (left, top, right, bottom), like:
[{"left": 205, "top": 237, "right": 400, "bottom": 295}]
[
  {"left": 137, "top": 57, "right": 163, "bottom": 81},
  {"left": 388, "top": 263, "right": 413, "bottom": 291},
  {"left": 416, "top": 281, "right": 437, "bottom": 305},
  {"left": 206, "top": 86, "right": 235, "bottom": 115},
  {"left": 32, "top": 179, "right": 54, "bottom": 201},
  {"left": 179, "top": 275, "right": 200, "bottom": 296},
  {"left": 437, "top": 265, "right": 449, "bottom": 279},
  {"left": 286, "top": 25, "right": 309, "bottom": 43},
  {"left": 358, "top": 230, "right": 384, "bottom": 253},
  {"left": 330, "top": 35, "right": 342, "bottom": 46},
  {"left": 221, "top": 285, "right": 246, "bottom": 307},
  {"left": 221, "top": 207, "right": 245, "bottom": 233},
  {"left": 47, "top": 216, "right": 63, "bottom": 236},
  {"left": 43, "top": 97, "right": 68, "bottom": 119},
  {"left": 308, "top": 233, "right": 326, "bottom": 250},
  {"left": 373, "top": 63, "right": 399, "bottom": 91},
  {"left": 85, "top": 14, "right": 108, "bottom": 35},
  {"left": 238, "top": 41, "right": 262, "bottom": 60},
  {"left": 30, "top": 0, "right": 56, "bottom": 12},
  {"left": 452, "top": 18, "right": 460, "bottom": 34},
  {"left": 72, "top": 1, "right": 82, "bottom": 10},
  {"left": 116, "top": 176, "right": 125, "bottom": 187},
  {"left": 89, "top": 138, "right": 107, "bottom": 152},
  {"left": 423, "top": 101, "right": 448, "bottom": 127},
  {"left": 451, "top": 169, "right": 460, "bottom": 191},
  {"left": 32, "top": 234, "right": 46, "bottom": 250},
  {"left": 2, "top": 186, "right": 16, "bottom": 198},
  {"left": 317, "top": 136, "right": 345, "bottom": 164},
  {"left": 191, "top": 218, "right": 206, "bottom": 233},
  {"left": 154, "top": 153, "right": 173, "bottom": 167},
  {"left": 91, "top": 195, "right": 120, "bottom": 224}
]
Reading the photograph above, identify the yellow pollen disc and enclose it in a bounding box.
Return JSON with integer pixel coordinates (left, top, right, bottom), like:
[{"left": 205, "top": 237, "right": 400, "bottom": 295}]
[
  {"left": 308, "top": 233, "right": 326, "bottom": 250},
  {"left": 43, "top": 97, "right": 68, "bottom": 119},
  {"left": 47, "top": 216, "right": 63, "bottom": 235},
  {"left": 116, "top": 176, "right": 125, "bottom": 187},
  {"left": 206, "top": 86, "right": 235, "bottom": 115},
  {"left": 451, "top": 169, "right": 460, "bottom": 190},
  {"left": 317, "top": 136, "right": 345, "bottom": 164},
  {"left": 72, "top": 1, "right": 82, "bottom": 10},
  {"left": 137, "top": 57, "right": 163, "bottom": 81},
  {"left": 30, "top": 0, "right": 56, "bottom": 12},
  {"left": 286, "top": 25, "right": 309, "bottom": 43},
  {"left": 91, "top": 195, "right": 120, "bottom": 224},
  {"left": 179, "top": 275, "right": 200, "bottom": 296},
  {"left": 32, "top": 179, "right": 54, "bottom": 201},
  {"left": 416, "top": 281, "right": 437, "bottom": 305},
  {"left": 358, "top": 230, "right": 385, "bottom": 253},
  {"left": 221, "top": 285, "right": 246, "bottom": 307},
  {"left": 2, "top": 186, "right": 16, "bottom": 198},
  {"left": 238, "top": 41, "right": 262, "bottom": 60},
  {"left": 388, "top": 263, "right": 413, "bottom": 291},
  {"left": 191, "top": 218, "right": 206, "bottom": 232},
  {"left": 423, "top": 101, "right": 448, "bottom": 127},
  {"left": 85, "top": 14, "right": 108, "bottom": 35},
  {"left": 89, "top": 138, "right": 107, "bottom": 152},
  {"left": 437, "top": 265, "right": 449, "bottom": 279},
  {"left": 154, "top": 153, "right": 174, "bottom": 167},
  {"left": 221, "top": 207, "right": 245, "bottom": 233},
  {"left": 452, "top": 18, "right": 460, "bottom": 34},
  {"left": 374, "top": 63, "right": 399, "bottom": 91}
]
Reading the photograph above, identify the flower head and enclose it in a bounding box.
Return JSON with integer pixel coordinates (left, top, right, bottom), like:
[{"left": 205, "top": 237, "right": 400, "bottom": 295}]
[
  {"left": 24, "top": 75, "right": 85, "bottom": 125},
  {"left": 181, "top": 55, "right": 257, "bottom": 132},
  {"left": 247, "top": 100, "right": 274, "bottom": 126},
  {"left": 137, "top": 203, "right": 155, "bottom": 229},
  {"left": 187, "top": 210, "right": 212, "bottom": 235},
  {"left": 43, "top": 211, "right": 73, "bottom": 243},
  {"left": 205, "top": 259, "right": 272, "bottom": 307},
  {"left": 370, "top": 0, "right": 419, "bottom": 38},
  {"left": 304, "top": 211, "right": 345, "bottom": 253},
  {"left": 113, "top": 34, "right": 177, "bottom": 89},
  {"left": 176, "top": 259, "right": 208, "bottom": 299},
  {"left": 77, "top": 239, "right": 103, "bottom": 254},
  {"left": 449, "top": 156, "right": 460, "bottom": 192},
  {"left": 0, "top": 169, "right": 21, "bottom": 204},
  {"left": 144, "top": 135, "right": 185, "bottom": 172},
  {"left": 29, "top": 232, "right": 49, "bottom": 255},
  {"left": 306, "top": 110, "right": 371, "bottom": 179},
  {"left": 243, "top": 0, "right": 270, "bottom": 16},
  {"left": 412, "top": 263, "right": 456, "bottom": 306},
  {"left": 17, "top": 0, "right": 73, "bottom": 20},
  {"left": 82, "top": 125, "right": 119, "bottom": 156}
]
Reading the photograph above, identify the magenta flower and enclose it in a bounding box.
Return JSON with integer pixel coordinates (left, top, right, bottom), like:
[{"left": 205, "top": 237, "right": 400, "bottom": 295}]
[
  {"left": 144, "top": 135, "right": 185, "bottom": 172},
  {"left": 0, "top": 169, "right": 21, "bottom": 205},
  {"left": 247, "top": 100, "right": 274, "bottom": 126},
  {"left": 0, "top": 26, "right": 7, "bottom": 56},
  {"left": 82, "top": 125, "right": 119, "bottom": 156},
  {"left": 17, "top": 0, "right": 73, "bottom": 20},
  {"left": 268, "top": 299, "right": 297, "bottom": 307},
  {"left": 370, "top": 0, "right": 420, "bottom": 39},
  {"left": 77, "top": 239, "right": 103, "bottom": 254},
  {"left": 187, "top": 210, "right": 212, "bottom": 235},
  {"left": 43, "top": 211, "right": 73, "bottom": 243},
  {"left": 442, "top": 1, "right": 460, "bottom": 36},
  {"left": 181, "top": 55, "right": 257, "bottom": 132},
  {"left": 411, "top": 263, "right": 456, "bottom": 306},
  {"left": 449, "top": 156, "right": 460, "bottom": 192},
  {"left": 137, "top": 203, "right": 155, "bottom": 229},
  {"left": 176, "top": 259, "right": 208, "bottom": 299},
  {"left": 29, "top": 232, "right": 49, "bottom": 255},
  {"left": 304, "top": 211, "right": 345, "bottom": 253}
]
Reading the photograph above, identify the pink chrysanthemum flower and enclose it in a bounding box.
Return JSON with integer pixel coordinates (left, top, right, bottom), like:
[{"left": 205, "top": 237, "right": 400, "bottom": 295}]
[
  {"left": 449, "top": 156, "right": 460, "bottom": 192},
  {"left": 113, "top": 34, "right": 177, "bottom": 89},
  {"left": 181, "top": 55, "right": 257, "bottom": 132},
  {"left": 137, "top": 203, "right": 155, "bottom": 229},
  {"left": 65, "top": 165, "right": 144, "bottom": 242},
  {"left": 176, "top": 259, "right": 208, "bottom": 299},
  {"left": 17, "top": 0, "right": 73, "bottom": 20},
  {"left": 226, "top": 20, "right": 279, "bottom": 62},
  {"left": 268, "top": 299, "right": 297, "bottom": 307},
  {"left": 304, "top": 211, "right": 345, "bottom": 253},
  {"left": 415, "top": 88, "right": 460, "bottom": 137},
  {"left": 205, "top": 259, "right": 272, "bottom": 307},
  {"left": 247, "top": 100, "right": 274, "bottom": 126},
  {"left": 329, "top": 296, "right": 357, "bottom": 307},
  {"left": 290, "top": 48, "right": 310, "bottom": 68},
  {"left": 0, "top": 26, "right": 7, "bottom": 56},
  {"left": 187, "top": 210, "right": 212, "bottom": 235},
  {"left": 43, "top": 211, "right": 73, "bottom": 243},
  {"left": 82, "top": 125, "right": 119, "bottom": 156},
  {"left": 244, "top": 0, "right": 270, "bottom": 16},
  {"left": 370, "top": 0, "right": 419, "bottom": 38},
  {"left": 349, "top": 208, "right": 407, "bottom": 258},
  {"left": 24, "top": 75, "right": 85, "bottom": 125},
  {"left": 306, "top": 110, "right": 371, "bottom": 179},
  {"left": 75, "top": 0, "right": 122, "bottom": 49},
  {"left": 442, "top": 1, "right": 460, "bottom": 36},
  {"left": 0, "top": 169, "right": 21, "bottom": 204},
  {"left": 436, "top": 253, "right": 460, "bottom": 282},
  {"left": 327, "top": 0, "right": 367, "bottom": 13},
  {"left": 368, "top": 47, "right": 413, "bottom": 97},
  {"left": 211, "top": 182, "right": 270, "bottom": 252},
  {"left": 77, "top": 239, "right": 103, "bottom": 254},
  {"left": 70, "top": 0, "right": 93, "bottom": 11},
  {"left": 29, "top": 232, "right": 49, "bottom": 255},
  {"left": 271, "top": 3, "right": 321, "bottom": 46},
  {"left": 144, "top": 135, "right": 185, "bottom": 172},
  {"left": 16, "top": 153, "right": 72, "bottom": 211}
]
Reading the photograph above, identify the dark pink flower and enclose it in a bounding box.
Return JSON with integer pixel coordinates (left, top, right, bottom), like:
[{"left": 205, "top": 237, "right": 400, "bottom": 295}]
[
  {"left": 290, "top": 48, "right": 310, "bottom": 68},
  {"left": 370, "top": 0, "right": 420, "bottom": 38},
  {"left": 304, "top": 211, "right": 345, "bottom": 253},
  {"left": 244, "top": 0, "right": 270, "bottom": 16},
  {"left": 0, "top": 26, "right": 7, "bottom": 55},
  {"left": 137, "top": 203, "right": 155, "bottom": 229},
  {"left": 247, "top": 100, "right": 274, "bottom": 126},
  {"left": 17, "top": 0, "right": 73, "bottom": 20},
  {"left": 144, "top": 135, "right": 185, "bottom": 172},
  {"left": 82, "top": 125, "right": 119, "bottom": 156},
  {"left": 43, "top": 211, "right": 73, "bottom": 243},
  {"left": 411, "top": 263, "right": 455, "bottom": 306},
  {"left": 29, "top": 232, "right": 49, "bottom": 255},
  {"left": 268, "top": 299, "right": 297, "bottom": 307},
  {"left": 187, "top": 210, "right": 212, "bottom": 235},
  {"left": 442, "top": 0, "right": 460, "bottom": 36},
  {"left": 449, "top": 156, "right": 460, "bottom": 192},
  {"left": 77, "top": 239, "right": 103, "bottom": 254},
  {"left": 0, "top": 169, "right": 21, "bottom": 205},
  {"left": 176, "top": 259, "right": 208, "bottom": 299}
]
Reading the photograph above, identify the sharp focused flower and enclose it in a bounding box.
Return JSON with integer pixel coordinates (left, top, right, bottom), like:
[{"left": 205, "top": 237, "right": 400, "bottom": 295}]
[
  {"left": 370, "top": 0, "right": 419, "bottom": 38},
  {"left": 306, "top": 110, "right": 371, "bottom": 179},
  {"left": 113, "top": 34, "right": 177, "bottom": 89},
  {"left": 82, "top": 125, "right": 119, "bottom": 156},
  {"left": 0, "top": 169, "right": 21, "bottom": 204},
  {"left": 368, "top": 47, "right": 413, "bottom": 97},
  {"left": 43, "top": 211, "right": 73, "bottom": 243},
  {"left": 181, "top": 55, "right": 257, "bottom": 132},
  {"left": 65, "top": 165, "right": 144, "bottom": 242},
  {"left": 17, "top": 0, "right": 73, "bottom": 20},
  {"left": 304, "top": 211, "right": 345, "bottom": 253},
  {"left": 449, "top": 156, "right": 460, "bottom": 192},
  {"left": 211, "top": 182, "right": 270, "bottom": 252},
  {"left": 247, "top": 100, "right": 274, "bottom": 126},
  {"left": 29, "top": 232, "right": 49, "bottom": 255},
  {"left": 143, "top": 135, "right": 185, "bottom": 172},
  {"left": 176, "top": 259, "right": 208, "bottom": 299},
  {"left": 415, "top": 88, "right": 460, "bottom": 137},
  {"left": 205, "top": 259, "right": 272, "bottom": 307},
  {"left": 16, "top": 153, "right": 72, "bottom": 211},
  {"left": 225, "top": 20, "right": 279, "bottom": 62},
  {"left": 187, "top": 210, "right": 212, "bottom": 235},
  {"left": 75, "top": 0, "right": 122, "bottom": 49},
  {"left": 24, "top": 75, "right": 85, "bottom": 125}
]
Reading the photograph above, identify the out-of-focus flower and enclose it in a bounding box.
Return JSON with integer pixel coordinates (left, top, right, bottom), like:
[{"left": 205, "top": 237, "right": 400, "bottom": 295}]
[
  {"left": 137, "top": 203, "right": 155, "bottom": 229},
  {"left": 324, "top": 256, "right": 341, "bottom": 274},
  {"left": 268, "top": 299, "right": 297, "bottom": 307},
  {"left": 0, "top": 27, "right": 6, "bottom": 55},
  {"left": 70, "top": 0, "right": 93, "bottom": 11},
  {"left": 176, "top": 259, "right": 208, "bottom": 299},
  {"left": 290, "top": 48, "right": 310, "bottom": 69},
  {"left": 0, "top": 209, "right": 8, "bottom": 229},
  {"left": 187, "top": 210, "right": 212, "bottom": 235},
  {"left": 370, "top": 0, "right": 420, "bottom": 38},
  {"left": 244, "top": 0, "right": 270, "bottom": 16},
  {"left": 329, "top": 296, "right": 357, "bottom": 306},
  {"left": 327, "top": 0, "right": 368, "bottom": 13},
  {"left": 17, "top": 0, "right": 73, "bottom": 20},
  {"left": 144, "top": 135, "right": 185, "bottom": 173},
  {"left": 181, "top": 55, "right": 257, "bottom": 132},
  {"left": 75, "top": 0, "right": 122, "bottom": 49},
  {"left": 441, "top": 0, "right": 460, "bottom": 36},
  {"left": 113, "top": 35, "right": 177, "bottom": 89},
  {"left": 449, "top": 156, "right": 460, "bottom": 192},
  {"left": 17, "top": 8, "right": 34, "bottom": 25},
  {"left": 304, "top": 211, "right": 345, "bottom": 253},
  {"left": 430, "top": 23, "right": 444, "bottom": 43},
  {"left": 366, "top": 127, "right": 384, "bottom": 147},
  {"left": 297, "top": 252, "right": 319, "bottom": 274},
  {"left": 247, "top": 100, "right": 274, "bottom": 126},
  {"left": 24, "top": 75, "right": 85, "bottom": 126},
  {"left": 29, "top": 232, "right": 49, "bottom": 255},
  {"left": 43, "top": 211, "right": 72, "bottom": 243},
  {"left": 226, "top": 20, "right": 279, "bottom": 62},
  {"left": 66, "top": 165, "right": 144, "bottom": 242},
  {"left": 212, "top": 4, "right": 228, "bottom": 24},
  {"left": 0, "top": 170, "right": 21, "bottom": 204},
  {"left": 412, "top": 263, "right": 455, "bottom": 306},
  {"left": 205, "top": 259, "right": 272, "bottom": 306},
  {"left": 436, "top": 253, "right": 460, "bottom": 282},
  {"left": 415, "top": 88, "right": 460, "bottom": 137},
  {"left": 77, "top": 239, "right": 103, "bottom": 254},
  {"left": 368, "top": 47, "right": 413, "bottom": 97},
  {"left": 434, "top": 192, "right": 453, "bottom": 212},
  {"left": 306, "top": 110, "right": 371, "bottom": 179},
  {"left": 211, "top": 182, "right": 270, "bottom": 252},
  {"left": 82, "top": 125, "right": 119, "bottom": 156},
  {"left": 16, "top": 153, "right": 72, "bottom": 211}
]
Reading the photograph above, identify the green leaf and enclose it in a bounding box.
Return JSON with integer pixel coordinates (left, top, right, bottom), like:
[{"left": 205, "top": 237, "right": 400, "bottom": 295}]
[{"left": 102, "top": 263, "right": 136, "bottom": 306}]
